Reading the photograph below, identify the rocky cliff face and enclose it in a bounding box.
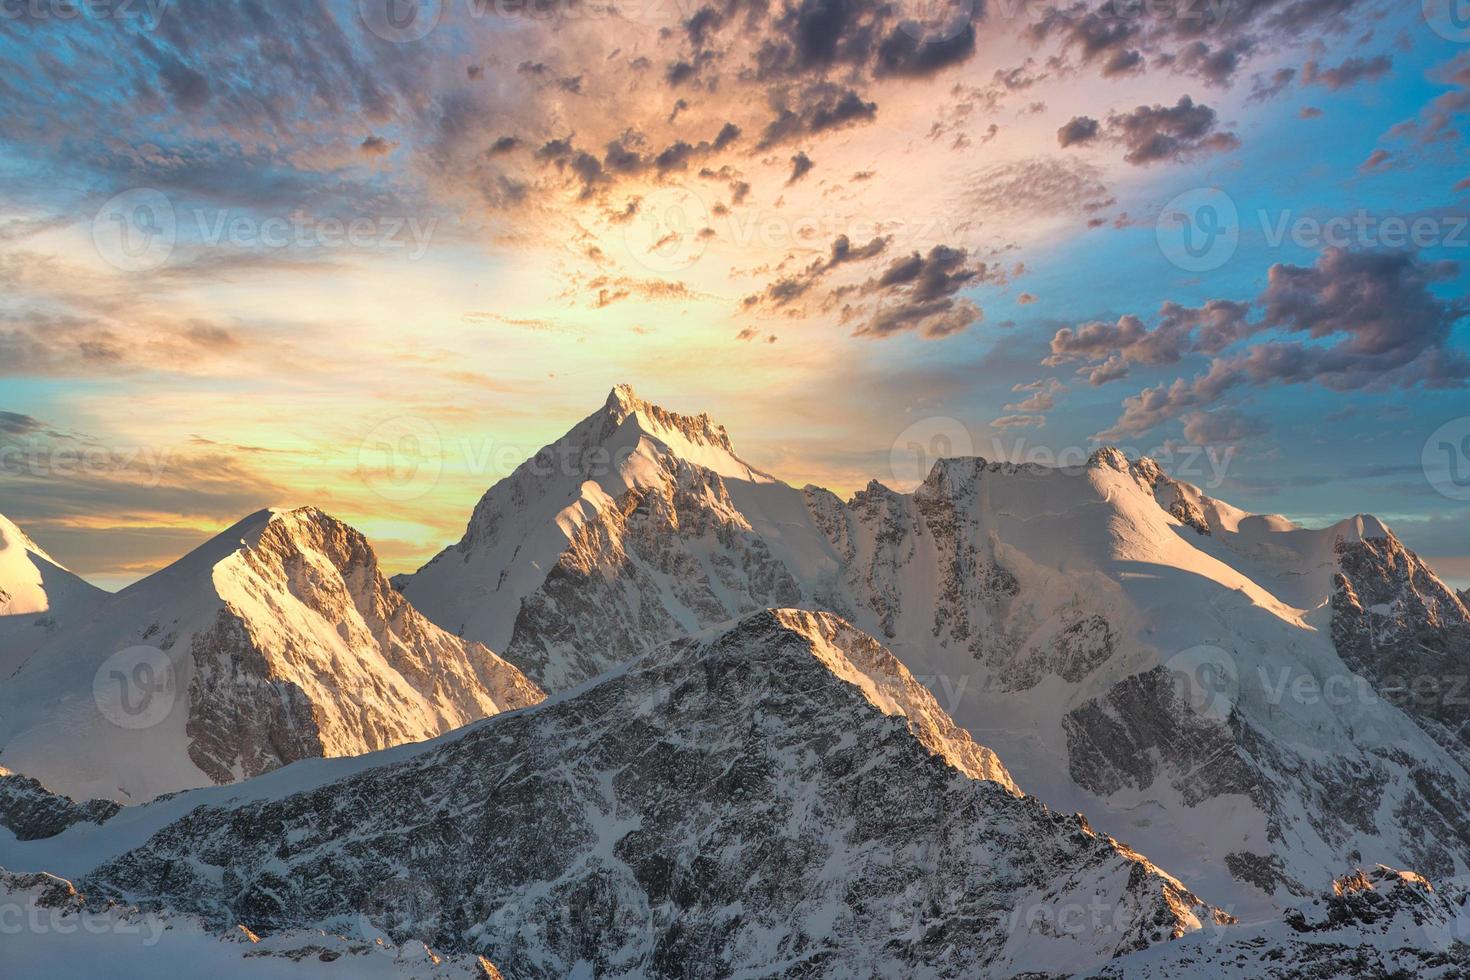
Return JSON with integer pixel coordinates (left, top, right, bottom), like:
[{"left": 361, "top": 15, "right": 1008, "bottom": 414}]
[
  {"left": 1332, "top": 530, "right": 1470, "bottom": 763},
  {"left": 0, "top": 508, "right": 543, "bottom": 802},
  {"left": 75, "top": 610, "right": 1222, "bottom": 979}
]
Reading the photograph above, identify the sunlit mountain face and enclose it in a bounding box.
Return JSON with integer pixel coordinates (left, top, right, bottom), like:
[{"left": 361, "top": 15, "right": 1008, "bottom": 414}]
[{"left": 4, "top": 6, "right": 1470, "bottom": 970}]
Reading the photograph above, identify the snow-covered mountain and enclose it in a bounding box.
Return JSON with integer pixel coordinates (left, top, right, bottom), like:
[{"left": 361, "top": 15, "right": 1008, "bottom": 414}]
[
  {"left": 400, "top": 385, "right": 1470, "bottom": 916},
  {"left": 0, "top": 512, "right": 105, "bottom": 677},
  {"left": 0, "top": 507, "right": 542, "bottom": 803},
  {"left": 2, "top": 609, "right": 1227, "bottom": 978}
]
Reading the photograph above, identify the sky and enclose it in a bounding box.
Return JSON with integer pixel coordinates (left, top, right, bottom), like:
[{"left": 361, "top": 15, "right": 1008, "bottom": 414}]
[{"left": 1, "top": 0, "right": 1468, "bottom": 590}]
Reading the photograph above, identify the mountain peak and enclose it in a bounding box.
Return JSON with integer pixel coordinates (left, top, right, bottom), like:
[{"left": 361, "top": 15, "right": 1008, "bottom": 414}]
[
  {"left": 598, "top": 383, "right": 737, "bottom": 456},
  {"left": 0, "top": 512, "right": 55, "bottom": 566}
]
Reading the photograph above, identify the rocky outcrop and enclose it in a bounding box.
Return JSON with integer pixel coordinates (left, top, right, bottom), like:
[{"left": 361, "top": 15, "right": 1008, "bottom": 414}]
[
  {"left": 1332, "top": 531, "right": 1470, "bottom": 762},
  {"left": 0, "top": 768, "right": 119, "bottom": 841},
  {"left": 1096, "top": 865, "right": 1470, "bottom": 977}
]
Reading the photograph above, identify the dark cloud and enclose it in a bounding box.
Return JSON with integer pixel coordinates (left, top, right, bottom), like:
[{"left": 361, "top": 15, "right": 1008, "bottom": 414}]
[
  {"left": 744, "top": 234, "right": 890, "bottom": 308},
  {"left": 1380, "top": 51, "right": 1470, "bottom": 149},
  {"left": 1303, "top": 54, "right": 1392, "bottom": 90},
  {"left": 1084, "top": 249, "right": 1470, "bottom": 437},
  {"left": 1180, "top": 408, "right": 1269, "bottom": 446},
  {"left": 1027, "top": 0, "right": 1368, "bottom": 88},
  {"left": 846, "top": 244, "right": 1003, "bottom": 339},
  {"left": 0, "top": 412, "right": 45, "bottom": 436},
  {"left": 1057, "top": 115, "right": 1100, "bottom": 147},
  {"left": 758, "top": 85, "right": 877, "bottom": 148},
  {"left": 1048, "top": 300, "right": 1252, "bottom": 368},
  {"left": 1248, "top": 67, "right": 1297, "bottom": 103},
  {"left": 874, "top": 24, "right": 978, "bottom": 79},
  {"left": 788, "top": 151, "right": 815, "bottom": 184},
  {"left": 360, "top": 134, "right": 395, "bottom": 155},
  {"left": 1106, "top": 96, "right": 1240, "bottom": 165}
]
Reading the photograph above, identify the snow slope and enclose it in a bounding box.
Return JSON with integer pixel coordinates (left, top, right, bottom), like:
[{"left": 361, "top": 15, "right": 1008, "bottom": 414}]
[
  {"left": 1, "top": 609, "right": 1224, "bottom": 979},
  {"left": 400, "top": 386, "right": 1470, "bottom": 916},
  {"left": 0, "top": 507, "right": 542, "bottom": 803},
  {"left": 0, "top": 512, "right": 105, "bottom": 677}
]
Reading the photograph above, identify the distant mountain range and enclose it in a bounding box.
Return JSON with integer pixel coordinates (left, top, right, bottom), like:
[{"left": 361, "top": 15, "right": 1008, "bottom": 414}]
[{"left": 2, "top": 385, "right": 1468, "bottom": 975}]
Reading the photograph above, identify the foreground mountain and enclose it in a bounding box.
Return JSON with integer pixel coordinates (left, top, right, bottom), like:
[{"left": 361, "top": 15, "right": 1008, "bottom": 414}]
[
  {"left": 2, "top": 610, "right": 1226, "bottom": 978},
  {"left": 0, "top": 507, "right": 542, "bottom": 803},
  {"left": 400, "top": 386, "right": 1470, "bottom": 915},
  {"left": 0, "top": 512, "right": 105, "bottom": 677}
]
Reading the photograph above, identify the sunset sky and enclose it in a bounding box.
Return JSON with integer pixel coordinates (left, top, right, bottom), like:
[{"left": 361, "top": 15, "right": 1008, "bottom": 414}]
[{"left": 2, "top": 0, "right": 1469, "bottom": 589}]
